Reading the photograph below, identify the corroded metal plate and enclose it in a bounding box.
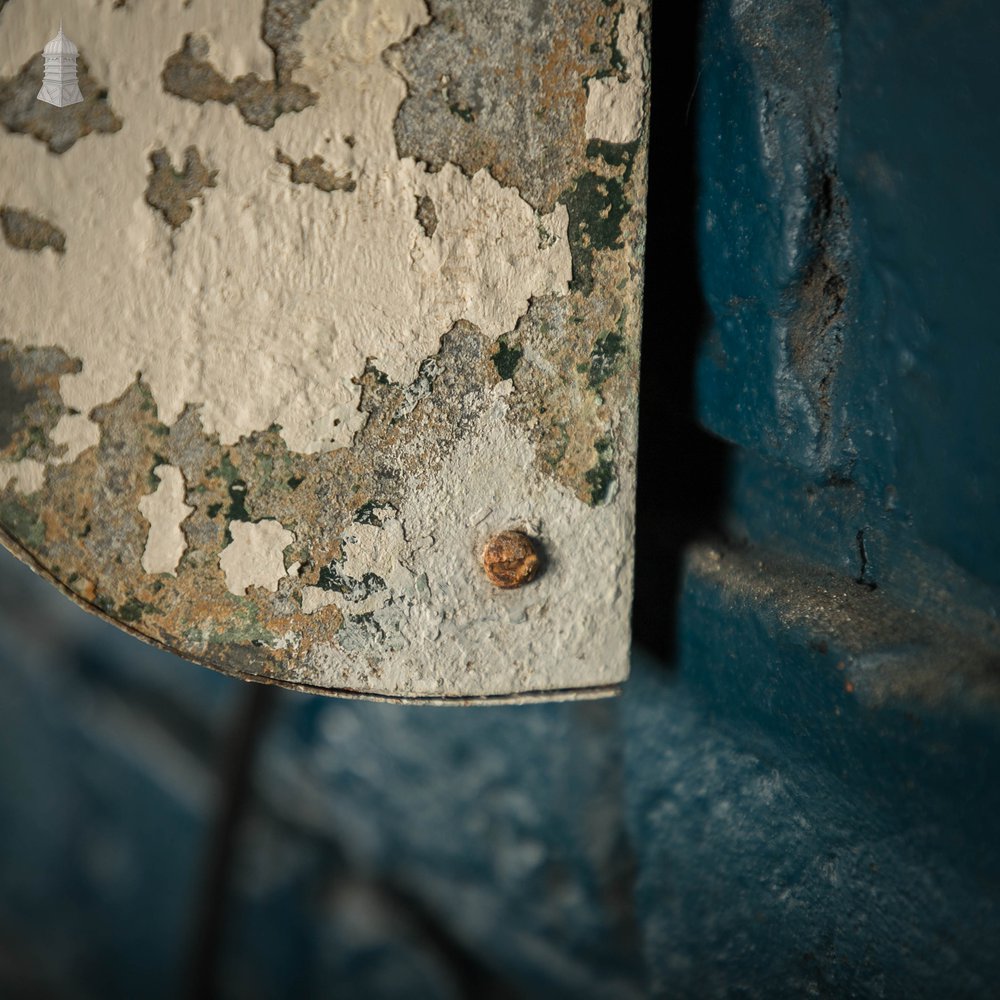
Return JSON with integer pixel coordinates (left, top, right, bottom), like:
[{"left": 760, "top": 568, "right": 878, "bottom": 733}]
[{"left": 0, "top": 0, "right": 648, "bottom": 702}]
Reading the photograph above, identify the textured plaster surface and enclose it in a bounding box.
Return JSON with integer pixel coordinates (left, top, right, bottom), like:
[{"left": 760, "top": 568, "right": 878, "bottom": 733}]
[
  {"left": 0, "top": 0, "right": 648, "bottom": 701},
  {"left": 138, "top": 464, "right": 194, "bottom": 575}
]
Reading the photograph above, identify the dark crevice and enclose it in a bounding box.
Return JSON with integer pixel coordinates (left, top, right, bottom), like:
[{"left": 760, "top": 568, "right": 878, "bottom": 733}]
[
  {"left": 632, "top": 1, "right": 731, "bottom": 662},
  {"left": 785, "top": 161, "right": 850, "bottom": 457},
  {"left": 855, "top": 528, "right": 877, "bottom": 589}
]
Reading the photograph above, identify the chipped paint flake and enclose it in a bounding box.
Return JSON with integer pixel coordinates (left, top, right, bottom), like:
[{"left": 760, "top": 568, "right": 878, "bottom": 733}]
[
  {"left": 301, "top": 586, "right": 340, "bottom": 615},
  {"left": 302, "top": 512, "right": 412, "bottom": 615},
  {"left": 49, "top": 412, "right": 99, "bottom": 464},
  {"left": 0, "top": 458, "right": 45, "bottom": 494},
  {"left": 0, "top": 0, "right": 572, "bottom": 455},
  {"left": 138, "top": 464, "right": 194, "bottom": 575},
  {"left": 585, "top": 5, "right": 647, "bottom": 144},
  {"left": 219, "top": 518, "right": 295, "bottom": 595}
]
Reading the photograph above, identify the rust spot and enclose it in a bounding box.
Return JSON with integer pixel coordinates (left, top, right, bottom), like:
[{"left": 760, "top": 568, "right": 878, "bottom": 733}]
[
  {"left": 145, "top": 146, "right": 217, "bottom": 229},
  {"left": 481, "top": 530, "right": 541, "bottom": 589},
  {"left": 0, "top": 53, "right": 123, "bottom": 155},
  {"left": 161, "top": 33, "right": 316, "bottom": 131},
  {"left": 276, "top": 149, "right": 355, "bottom": 192},
  {"left": 0, "top": 207, "right": 66, "bottom": 254}
]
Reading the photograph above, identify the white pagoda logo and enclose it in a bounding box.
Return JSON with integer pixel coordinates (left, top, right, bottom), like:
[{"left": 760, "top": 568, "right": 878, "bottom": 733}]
[{"left": 37, "top": 22, "right": 83, "bottom": 108}]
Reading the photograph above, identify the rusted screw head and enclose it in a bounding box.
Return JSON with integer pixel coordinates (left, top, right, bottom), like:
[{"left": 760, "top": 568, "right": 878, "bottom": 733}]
[{"left": 481, "top": 530, "right": 541, "bottom": 589}]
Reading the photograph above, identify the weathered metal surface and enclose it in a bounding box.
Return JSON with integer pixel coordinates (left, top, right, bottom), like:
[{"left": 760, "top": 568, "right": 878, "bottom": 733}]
[{"left": 0, "top": 0, "right": 649, "bottom": 701}]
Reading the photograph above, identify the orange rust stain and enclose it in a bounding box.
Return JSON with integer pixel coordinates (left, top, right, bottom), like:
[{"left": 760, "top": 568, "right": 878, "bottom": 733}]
[{"left": 481, "top": 530, "right": 541, "bottom": 589}]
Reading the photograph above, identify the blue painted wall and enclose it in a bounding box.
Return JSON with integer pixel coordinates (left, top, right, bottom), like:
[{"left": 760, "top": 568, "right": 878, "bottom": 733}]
[{"left": 684, "top": 0, "right": 1000, "bottom": 994}]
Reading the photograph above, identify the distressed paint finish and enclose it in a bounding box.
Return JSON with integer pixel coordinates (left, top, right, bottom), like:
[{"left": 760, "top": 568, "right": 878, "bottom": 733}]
[{"left": 0, "top": 0, "right": 648, "bottom": 701}]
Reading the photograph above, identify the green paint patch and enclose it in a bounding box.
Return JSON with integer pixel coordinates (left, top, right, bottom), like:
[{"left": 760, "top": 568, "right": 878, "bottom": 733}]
[
  {"left": 206, "top": 599, "right": 271, "bottom": 646},
  {"left": 94, "top": 593, "right": 115, "bottom": 615},
  {"left": 344, "top": 610, "right": 387, "bottom": 646},
  {"left": 206, "top": 502, "right": 222, "bottom": 518},
  {"left": 354, "top": 500, "right": 394, "bottom": 526},
  {"left": 491, "top": 339, "right": 524, "bottom": 380},
  {"left": 118, "top": 596, "right": 159, "bottom": 623},
  {"left": 560, "top": 171, "right": 630, "bottom": 295},
  {"left": 12, "top": 425, "right": 48, "bottom": 462},
  {"left": 211, "top": 451, "right": 250, "bottom": 542},
  {"left": 287, "top": 475, "right": 304, "bottom": 489},
  {"left": 0, "top": 497, "right": 44, "bottom": 548},
  {"left": 226, "top": 479, "right": 248, "bottom": 530},
  {"left": 317, "top": 561, "right": 386, "bottom": 601},
  {"left": 585, "top": 436, "right": 616, "bottom": 506},
  {"left": 148, "top": 453, "right": 168, "bottom": 488},
  {"left": 364, "top": 363, "right": 390, "bottom": 386},
  {"left": 588, "top": 311, "right": 627, "bottom": 390},
  {"left": 448, "top": 101, "right": 476, "bottom": 123},
  {"left": 215, "top": 452, "right": 240, "bottom": 485},
  {"left": 586, "top": 139, "right": 639, "bottom": 182}
]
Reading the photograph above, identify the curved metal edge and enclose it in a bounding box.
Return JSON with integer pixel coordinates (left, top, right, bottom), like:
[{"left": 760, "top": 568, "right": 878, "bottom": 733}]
[{"left": 0, "top": 528, "right": 621, "bottom": 705}]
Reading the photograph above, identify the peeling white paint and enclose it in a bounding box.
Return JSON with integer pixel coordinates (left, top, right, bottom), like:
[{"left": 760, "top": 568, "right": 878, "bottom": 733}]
[
  {"left": 0, "top": 0, "right": 643, "bottom": 702},
  {"left": 0, "top": 458, "right": 46, "bottom": 494},
  {"left": 49, "top": 412, "right": 100, "bottom": 464},
  {"left": 137, "top": 464, "right": 194, "bottom": 575},
  {"left": 0, "top": 0, "right": 572, "bottom": 456},
  {"left": 288, "top": 392, "right": 637, "bottom": 697},
  {"left": 585, "top": 4, "right": 647, "bottom": 144},
  {"left": 301, "top": 511, "right": 413, "bottom": 615},
  {"left": 219, "top": 519, "right": 295, "bottom": 595}
]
